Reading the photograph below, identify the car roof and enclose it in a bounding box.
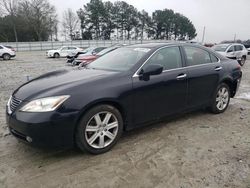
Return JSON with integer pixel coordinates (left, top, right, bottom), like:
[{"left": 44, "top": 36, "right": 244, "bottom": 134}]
[
  {"left": 125, "top": 42, "right": 205, "bottom": 50},
  {"left": 219, "top": 43, "right": 243, "bottom": 46},
  {"left": 61, "top": 46, "right": 78, "bottom": 48},
  {"left": 127, "top": 42, "right": 174, "bottom": 49}
]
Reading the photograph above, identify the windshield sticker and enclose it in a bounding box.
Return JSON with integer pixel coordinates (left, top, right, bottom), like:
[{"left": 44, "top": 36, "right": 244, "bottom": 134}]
[{"left": 134, "top": 48, "right": 151, "bottom": 53}]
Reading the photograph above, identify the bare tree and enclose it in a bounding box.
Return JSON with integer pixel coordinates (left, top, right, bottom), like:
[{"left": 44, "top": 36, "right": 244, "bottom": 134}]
[
  {"left": 62, "top": 8, "right": 79, "bottom": 40},
  {"left": 19, "top": 0, "right": 57, "bottom": 41},
  {"left": 0, "top": 0, "right": 19, "bottom": 42}
]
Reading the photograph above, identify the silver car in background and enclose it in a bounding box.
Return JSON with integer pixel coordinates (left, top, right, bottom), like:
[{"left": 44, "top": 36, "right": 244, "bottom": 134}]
[{"left": 212, "top": 43, "right": 248, "bottom": 66}]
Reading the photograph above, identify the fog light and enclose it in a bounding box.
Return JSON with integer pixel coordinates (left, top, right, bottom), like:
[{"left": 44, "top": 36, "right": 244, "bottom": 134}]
[{"left": 26, "top": 136, "right": 33, "bottom": 143}]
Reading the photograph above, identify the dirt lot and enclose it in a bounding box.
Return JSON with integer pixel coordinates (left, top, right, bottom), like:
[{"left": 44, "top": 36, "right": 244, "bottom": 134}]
[{"left": 0, "top": 51, "right": 250, "bottom": 188}]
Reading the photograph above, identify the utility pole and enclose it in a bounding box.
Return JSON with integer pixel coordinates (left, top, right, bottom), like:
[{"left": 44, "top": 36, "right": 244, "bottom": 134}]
[
  {"left": 234, "top": 34, "right": 236, "bottom": 42},
  {"left": 201, "top": 26, "right": 206, "bottom": 44}
]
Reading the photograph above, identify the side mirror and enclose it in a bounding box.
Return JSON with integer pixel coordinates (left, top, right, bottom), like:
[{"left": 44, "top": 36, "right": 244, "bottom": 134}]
[
  {"left": 92, "top": 51, "right": 97, "bottom": 55},
  {"left": 227, "top": 49, "right": 233, "bottom": 53},
  {"left": 139, "top": 64, "right": 163, "bottom": 81}
]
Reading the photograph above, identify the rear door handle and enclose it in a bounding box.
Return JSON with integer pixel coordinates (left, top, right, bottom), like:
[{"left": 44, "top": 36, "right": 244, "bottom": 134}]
[
  {"left": 176, "top": 73, "right": 187, "bottom": 80},
  {"left": 214, "top": 66, "right": 222, "bottom": 71}
]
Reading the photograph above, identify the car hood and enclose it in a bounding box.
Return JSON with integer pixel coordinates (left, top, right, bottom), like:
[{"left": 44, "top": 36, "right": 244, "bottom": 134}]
[
  {"left": 216, "top": 51, "right": 227, "bottom": 56},
  {"left": 13, "top": 69, "right": 118, "bottom": 100},
  {"left": 47, "top": 50, "right": 58, "bottom": 53}
]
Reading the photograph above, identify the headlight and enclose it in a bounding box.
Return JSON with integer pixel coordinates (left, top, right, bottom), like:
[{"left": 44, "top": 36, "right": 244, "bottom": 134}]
[
  {"left": 20, "top": 95, "right": 70, "bottom": 112},
  {"left": 7, "top": 96, "right": 11, "bottom": 106},
  {"left": 7, "top": 96, "right": 12, "bottom": 114}
]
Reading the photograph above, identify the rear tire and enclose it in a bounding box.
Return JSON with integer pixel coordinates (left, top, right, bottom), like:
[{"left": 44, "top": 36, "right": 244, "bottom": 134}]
[
  {"left": 75, "top": 105, "right": 123, "bottom": 154},
  {"left": 239, "top": 56, "right": 246, "bottom": 66},
  {"left": 210, "top": 83, "right": 230, "bottom": 114},
  {"left": 3, "top": 53, "right": 11, "bottom": 60},
  {"left": 54, "top": 53, "right": 60, "bottom": 58}
]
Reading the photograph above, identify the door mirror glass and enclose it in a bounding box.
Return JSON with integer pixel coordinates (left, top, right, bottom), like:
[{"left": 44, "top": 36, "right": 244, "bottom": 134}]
[{"left": 139, "top": 64, "right": 163, "bottom": 81}]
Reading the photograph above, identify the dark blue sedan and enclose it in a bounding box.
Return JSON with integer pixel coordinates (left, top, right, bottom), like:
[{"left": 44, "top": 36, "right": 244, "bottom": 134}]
[{"left": 6, "top": 43, "right": 242, "bottom": 154}]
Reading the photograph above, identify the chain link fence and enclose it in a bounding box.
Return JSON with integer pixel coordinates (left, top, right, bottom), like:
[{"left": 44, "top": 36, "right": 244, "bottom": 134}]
[{"left": 0, "top": 40, "right": 170, "bottom": 52}]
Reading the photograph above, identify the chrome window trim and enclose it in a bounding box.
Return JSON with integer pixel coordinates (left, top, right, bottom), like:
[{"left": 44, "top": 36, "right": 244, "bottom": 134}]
[{"left": 132, "top": 45, "right": 221, "bottom": 78}]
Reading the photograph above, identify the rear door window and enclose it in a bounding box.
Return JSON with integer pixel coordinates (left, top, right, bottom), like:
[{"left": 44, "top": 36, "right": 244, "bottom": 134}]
[
  {"left": 183, "top": 46, "right": 211, "bottom": 66},
  {"left": 235, "top": 45, "right": 243, "bottom": 51},
  {"left": 210, "top": 54, "right": 219, "bottom": 62},
  {"left": 145, "top": 46, "right": 182, "bottom": 70}
]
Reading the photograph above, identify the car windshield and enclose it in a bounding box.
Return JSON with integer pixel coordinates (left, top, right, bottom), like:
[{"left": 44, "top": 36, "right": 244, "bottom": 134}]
[
  {"left": 212, "top": 44, "right": 229, "bottom": 52},
  {"left": 56, "top": 47, "right": 67, "bottom": 50},
  {"left": 83, "top": 47, "right": 95, "bottom": 53},
  {"left": 88, "top": 47, "right": 150, "bottom": 71},
  {"left": 96, "top": 47, "right": 117, "bottom": 56}
]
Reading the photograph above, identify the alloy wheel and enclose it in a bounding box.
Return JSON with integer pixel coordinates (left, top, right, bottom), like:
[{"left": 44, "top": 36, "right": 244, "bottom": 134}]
[
  {"left": 85, "top": 111, "right": 119, "bottom": 149},
  {"left": 216, "top": 87, "right": 229, "bottom": 111},
  {"left": 240, "top": 56, "right": 246, "bottom": 66}
]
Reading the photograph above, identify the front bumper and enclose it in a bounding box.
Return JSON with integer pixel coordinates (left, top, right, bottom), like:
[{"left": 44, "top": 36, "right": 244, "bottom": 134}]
[
  {"left": 46, "top": 52, "right": 54, "bottom": 58},
  {"left": 6, "top": 109, "right": 79, "bottom": 148}
]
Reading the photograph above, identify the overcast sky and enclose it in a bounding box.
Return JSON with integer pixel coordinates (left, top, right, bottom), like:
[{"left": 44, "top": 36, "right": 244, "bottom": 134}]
[{"left": 50, "top": 0, "right": 250, "bottom": 43}]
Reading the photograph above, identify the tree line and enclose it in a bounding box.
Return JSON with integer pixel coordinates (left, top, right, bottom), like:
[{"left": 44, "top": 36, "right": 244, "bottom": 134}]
[
  {"left": 0, "top": 0, "right": 58, "bottom": 42},
  {"left": 0, "top": 0, "right": 197, "bottom": 42}
]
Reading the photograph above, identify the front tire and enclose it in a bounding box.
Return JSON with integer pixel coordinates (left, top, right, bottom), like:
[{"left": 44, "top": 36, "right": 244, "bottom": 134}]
[
  {"left": 210, "top": 83, "right": 230, "bottom": 114},
  {"left": 75, "top": 105, "right": 123, "bottom": 154},
  {"left": 54, "top": 53, "right": 60, "bottom": 58}
]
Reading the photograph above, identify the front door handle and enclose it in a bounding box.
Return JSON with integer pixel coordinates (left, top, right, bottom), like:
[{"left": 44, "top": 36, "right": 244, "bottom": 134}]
[
  {"left": 214, "top": 66, "right": 222, "bottom": 71},
  {"left": 176, "top": 73, "right": 187, "bottom": 80}
]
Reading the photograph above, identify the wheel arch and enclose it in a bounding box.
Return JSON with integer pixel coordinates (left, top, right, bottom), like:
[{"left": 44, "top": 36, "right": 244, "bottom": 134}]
[
  {"left": 2, "top": 53, "right": 11, "bottom": 58},
  {"left": 54, "top": 52, "right": 60, "bottom": 57},
  {"left": 220, "top": 78, "right": 237, "bottom": 97},
  {"left": 73, "top": 99, "right": 127, "bottom": 140}
]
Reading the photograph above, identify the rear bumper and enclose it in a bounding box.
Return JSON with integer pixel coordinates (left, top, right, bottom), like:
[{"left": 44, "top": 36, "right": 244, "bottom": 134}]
[
  {"left": 235, "top": 78, "right": 241, "bottom": 94},
  {"left": 46, "top": 53, "right": 54, "bottom": 58},
  {"left": 6, "top": 109, "right": 79, "bottom": 148}
]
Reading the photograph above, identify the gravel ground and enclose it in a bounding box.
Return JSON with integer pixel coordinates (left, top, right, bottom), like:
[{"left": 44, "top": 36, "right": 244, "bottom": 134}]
[{"left": 0, "top": 51, "right": 250, "bottom": 188}]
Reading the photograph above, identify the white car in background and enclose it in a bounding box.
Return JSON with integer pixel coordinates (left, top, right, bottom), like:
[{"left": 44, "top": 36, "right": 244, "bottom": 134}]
[
  {"left": 46, "top": 46, "right": 83, "bottom": 58},
  {"left": 212, "top": 43, "right": 248, "bottom": 66},
  {"left": 0, "top": 45, "right": 16, "bottom": 60}
]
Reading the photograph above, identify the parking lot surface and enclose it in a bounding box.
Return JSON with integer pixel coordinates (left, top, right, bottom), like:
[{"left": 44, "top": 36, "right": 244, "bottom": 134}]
[{"left": 0, "top": 51, "right": 250, "bottom": 188}]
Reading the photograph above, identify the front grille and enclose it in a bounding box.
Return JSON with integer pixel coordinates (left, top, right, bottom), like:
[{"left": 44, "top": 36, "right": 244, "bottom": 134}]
[{"left": 10, "top": 96, "right": 22, "bottom": 112}]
